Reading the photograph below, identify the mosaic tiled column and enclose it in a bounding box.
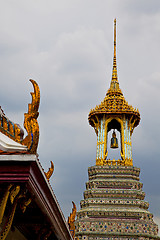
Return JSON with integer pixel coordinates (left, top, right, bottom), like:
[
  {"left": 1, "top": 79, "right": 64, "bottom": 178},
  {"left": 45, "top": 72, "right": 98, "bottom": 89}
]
[{"left": 75, "top": 165, "right": 160, "bottom": 240}]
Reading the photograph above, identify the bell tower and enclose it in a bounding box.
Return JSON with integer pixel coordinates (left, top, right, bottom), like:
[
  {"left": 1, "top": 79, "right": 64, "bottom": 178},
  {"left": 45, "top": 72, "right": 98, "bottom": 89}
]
[
  {"left": 75, "top": 19, "right": 160, "bottom": 240},
  {"left": 88, "top": 19, "right": 140, "bottom": 167}
]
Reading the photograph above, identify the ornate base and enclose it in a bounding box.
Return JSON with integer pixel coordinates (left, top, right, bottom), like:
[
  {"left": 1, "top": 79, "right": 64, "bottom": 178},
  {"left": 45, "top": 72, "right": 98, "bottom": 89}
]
[{"left": 75, "top": 165, "right": 160, "bottom": 239}]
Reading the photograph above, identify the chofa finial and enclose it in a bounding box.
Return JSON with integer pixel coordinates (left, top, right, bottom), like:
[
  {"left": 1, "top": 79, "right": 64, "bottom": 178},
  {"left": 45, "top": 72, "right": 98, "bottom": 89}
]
[{"left": 22, "top": 79, "right": 40, "bottom": 153}]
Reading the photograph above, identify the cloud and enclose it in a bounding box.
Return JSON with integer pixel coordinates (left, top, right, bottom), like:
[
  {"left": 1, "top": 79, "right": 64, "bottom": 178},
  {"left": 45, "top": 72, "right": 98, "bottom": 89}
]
[
  {"left": 0, "top": 0, "right": 159, "bottom": 225},
  {"left": 124, "top": 0, "right": 160, "bottom": 15}
]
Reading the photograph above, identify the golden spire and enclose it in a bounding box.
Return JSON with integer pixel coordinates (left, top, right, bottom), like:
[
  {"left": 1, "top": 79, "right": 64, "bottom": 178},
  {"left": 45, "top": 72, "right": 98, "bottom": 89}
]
[{"left": 110, "top": 18, "right": 120, "bottom": 91}]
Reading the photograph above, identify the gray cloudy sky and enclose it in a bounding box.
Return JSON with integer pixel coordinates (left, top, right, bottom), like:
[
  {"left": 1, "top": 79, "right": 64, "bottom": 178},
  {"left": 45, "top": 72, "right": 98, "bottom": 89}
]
[{"left": 0, "top": 0, "right": 160, "bottom": 234}]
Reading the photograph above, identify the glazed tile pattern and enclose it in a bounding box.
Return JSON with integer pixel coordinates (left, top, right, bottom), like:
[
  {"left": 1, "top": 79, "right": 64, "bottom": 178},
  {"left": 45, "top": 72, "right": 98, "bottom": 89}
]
[
  {"left": 75, "top": 166, "right": 160, "bottom": 239},
  {"left": 80, "top": 199, "right": 149, "bottom": 209}
]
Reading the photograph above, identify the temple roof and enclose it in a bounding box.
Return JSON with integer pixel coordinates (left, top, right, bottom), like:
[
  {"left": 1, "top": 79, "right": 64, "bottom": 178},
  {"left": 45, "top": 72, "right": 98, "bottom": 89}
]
[
  {"left": 0, "top": 154, "right": 72, "bottom": 239},
  {"left": 0, "top": 81, "right": 73, "bottom": 239},
  {"left": 0, "top": 80, "right": 40, "bottom": 154},
  {"left": 88, "top": 19, "right": 140, "bottom": 129}
]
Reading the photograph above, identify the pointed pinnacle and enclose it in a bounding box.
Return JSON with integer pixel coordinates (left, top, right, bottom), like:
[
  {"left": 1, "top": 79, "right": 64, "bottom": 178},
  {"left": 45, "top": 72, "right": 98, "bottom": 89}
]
[
  {"left": 112, "top": 18, "right": 118, "bottom": 81},
  {"left": 109, "top": 18, "right": 120, "bottom": 91}
]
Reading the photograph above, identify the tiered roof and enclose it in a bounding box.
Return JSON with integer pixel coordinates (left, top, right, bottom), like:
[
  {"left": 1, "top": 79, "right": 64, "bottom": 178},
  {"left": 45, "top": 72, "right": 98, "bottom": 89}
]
[{"left": 88, "top": 19, "right": 140, "bottom": 129}]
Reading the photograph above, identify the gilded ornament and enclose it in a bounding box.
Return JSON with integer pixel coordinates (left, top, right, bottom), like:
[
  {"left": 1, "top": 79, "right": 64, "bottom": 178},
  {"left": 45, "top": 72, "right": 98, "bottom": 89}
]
[
  {"left": 0, "top": 192, "right": 24, "bottom": 240},
  {"left": 10, "top": 185, "right": 20, "bottom": 204},
  {"left": 68, "top": 201, "right": 76, "bottom": 238},
  {"left": 0, "top": 184, "right": 31, "bottom": 240},
  {"left": 22, "top": 79, "right": 40, "bottom": 153},
  {"left": 0, "top": 110, "right": 23, "bottom": 144},
  {"left": 45, "top": 161, "right": 54, "bottom": 181},
  {"left": 0, "top": 184, "right": 13, "bottom": 225},
  {"left": 20, "top": 198, "right": 32, "bottom": 213}
]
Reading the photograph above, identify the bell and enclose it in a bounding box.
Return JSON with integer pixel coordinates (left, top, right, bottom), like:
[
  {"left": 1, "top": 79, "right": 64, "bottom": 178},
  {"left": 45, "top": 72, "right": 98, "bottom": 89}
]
[{"left": 110, "top": 130, "right": 118, "bottom": 149}]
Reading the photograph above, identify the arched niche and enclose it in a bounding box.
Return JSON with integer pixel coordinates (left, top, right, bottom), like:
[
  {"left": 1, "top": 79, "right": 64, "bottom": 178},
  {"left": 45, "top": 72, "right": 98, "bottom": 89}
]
[{"left": 105, "top": 117, "right": 123, "bottom": 160}]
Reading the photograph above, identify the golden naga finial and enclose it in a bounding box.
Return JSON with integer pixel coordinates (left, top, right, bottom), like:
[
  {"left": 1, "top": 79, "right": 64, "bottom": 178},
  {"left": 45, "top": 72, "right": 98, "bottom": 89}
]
[
  {"left": 68, "top": 201, "right": 76, "bottom": 238},
  {"left": 22, "top": 79, "right": 40, "bottom": 153},
  {"left": 45, "top": 161, "right": 54, "bottom": 181}
]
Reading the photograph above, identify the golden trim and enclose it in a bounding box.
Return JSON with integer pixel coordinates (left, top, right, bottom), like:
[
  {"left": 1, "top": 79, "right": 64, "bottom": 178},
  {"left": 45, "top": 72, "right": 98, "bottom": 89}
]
[
  {"left": 0, "top": 184, "right": 13, "bottom": 225},
  {"left": 0, "top": 185, "right": 21, "bottom": 240},
  {"left": 97, "top": 141, "right": 105, "bottom": 145},
  {"left": 0, "top": 113, "right": 23, "bottom": 144},
  {"left": 20, "top": 198, "right": 32, "bottom": 213},
  {"left": 96, "top": 158, "right": 104, "bottom": 166},
  {"left": 124, "top": 141, "right": 132, "bottom": 146},
  {"left": 103, "top": 159, "right": 125, "bottom": 166},
  {"left": 0, "top": 199, "right": 18, "bottom": 240},
  {"left": 10, "top": 185, "right": 20, "bottom": 204},
  {"left": 0, "top": 185, "right": 32, "bottom": 240}
]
